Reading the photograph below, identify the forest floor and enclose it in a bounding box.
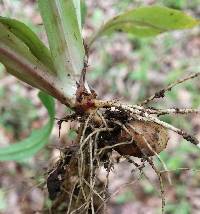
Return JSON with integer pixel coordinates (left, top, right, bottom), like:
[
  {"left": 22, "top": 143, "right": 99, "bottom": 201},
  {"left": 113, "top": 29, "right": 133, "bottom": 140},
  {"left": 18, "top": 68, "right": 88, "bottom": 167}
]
[{"left": 0, "top": 0, "right": 200, "bottom": 213}]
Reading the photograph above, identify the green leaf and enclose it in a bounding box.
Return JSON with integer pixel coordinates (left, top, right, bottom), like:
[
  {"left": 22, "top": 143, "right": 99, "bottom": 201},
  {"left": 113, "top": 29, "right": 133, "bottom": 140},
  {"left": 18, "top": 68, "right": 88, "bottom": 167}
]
[
  {"left": 0, "top": 22, "right": 56, "bottom": 89},
  {"left": 0, "top": 22, "right": 73, "bottom": 105},
  {"left": 0, "top": 92, "right": 55, "bottom": 161},
  {"left": 115, "top": 191, "right": 134, "bottom": 204},
  {"left": 81, "top": 0, "right": 87, "bottom": 27},
  {"left": 73, "top": 0, "right": 82, "bottom": 31},
  {"left": 166, "top": 155, "right": 184, "bottom": 169},
  {"left": 0, "top": 17, "right": 55, "bottom": 73},
  {"left": 38, "top": 0, "right": 85, "bottom": 80},
  {"left": 0, "top": 20, "right": 76, "bottom": 107},
  {"left": 89, "top": 6, "right": 199, "bottom": 45}
]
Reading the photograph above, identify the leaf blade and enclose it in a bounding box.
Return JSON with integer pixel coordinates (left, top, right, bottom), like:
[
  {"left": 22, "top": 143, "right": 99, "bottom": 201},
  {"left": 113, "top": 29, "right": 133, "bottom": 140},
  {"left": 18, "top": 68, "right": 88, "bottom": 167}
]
[
  {"left": 0, "top": 16, "right": 55, "bottom": 73},
  {"left": 0, "top": 22, "right": 74, "bottom": 106},
  {"left": 89, "top": 6, "right": 199, "bottom": 45},
  {"left": 0, "top": 22, "right": 55, "bottom": 89},
  {"left": 38, "top": 0, "right": 85, "bottom": 79}
]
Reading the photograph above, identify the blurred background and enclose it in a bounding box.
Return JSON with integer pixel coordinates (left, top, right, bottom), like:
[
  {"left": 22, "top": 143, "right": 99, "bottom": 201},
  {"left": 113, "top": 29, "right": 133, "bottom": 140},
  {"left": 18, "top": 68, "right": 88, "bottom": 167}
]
[{"left": 0, "top": 0, "right": 200, "bottom": 213}]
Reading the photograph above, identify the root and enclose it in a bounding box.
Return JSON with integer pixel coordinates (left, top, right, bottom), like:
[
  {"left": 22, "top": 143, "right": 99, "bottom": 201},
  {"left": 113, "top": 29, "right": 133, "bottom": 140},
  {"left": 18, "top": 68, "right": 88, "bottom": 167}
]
[
  {"left": 49, "top": 72, "right": 200, "bottom": 213},
  {"left": 146, "top": 157, "right": 165, "bottom": 214},
  {"left": 140, "top": 72, "right": 200, "bottom": 105}
]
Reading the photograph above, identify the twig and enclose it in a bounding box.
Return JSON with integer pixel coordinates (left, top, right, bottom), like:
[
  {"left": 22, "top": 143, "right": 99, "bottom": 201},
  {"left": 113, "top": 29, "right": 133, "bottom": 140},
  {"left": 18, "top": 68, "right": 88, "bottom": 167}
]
[
  {"left": 140, "top": 72, "right": 200, "bottom": 105},
  {"left": 146, "top": 156, "right": 165, "bottom": 214},
  {"left": 146, "top": 108, "right": 200, "bottom": 116},
  {"left": 160, "top": 167, "right": 200, "bottom": 174}
]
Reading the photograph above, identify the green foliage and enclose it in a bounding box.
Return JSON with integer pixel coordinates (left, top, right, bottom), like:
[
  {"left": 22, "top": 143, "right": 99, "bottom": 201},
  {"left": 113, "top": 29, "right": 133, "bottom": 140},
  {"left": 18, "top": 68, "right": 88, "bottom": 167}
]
[
  {"left": 162, "top": 0, "right": 200, "bottom": 10},
  {"left": 0, "top": 96, "right": 37, "bottom": 138},
  {"left": 0, "top": 17, "right": 55, "bottom": 72},
  {"left": 89, "top": 6, "right": 199, "bottom": 45},
  {"left": 165, "top": 199, "right": 191, "bottom": 214},
  {"left": 0, "top": 21, "right": 56, "bottom": 92},
  {"left": 159, "top": 140, "right": 200, "bottom": 172},
  {"left": 129, "top": 39, "right": 155, "bottom": 82},
  {"left": 38, "top": 0, "right": 85, "bottom": 78},
  {"left": 0, "top": 92, "right": 55, "bottom": 161},
  {"left": 81, "top": 0, "right": 87, "bottom": 27},
  {"left": 142, "top": 181, "right": 156, "bottom": 194},
  {"left": 162, "top": 0, "right": 187, "bottom": 9},
  {"left": 115, "top": 191, "right": 134, "bottom": 204}
]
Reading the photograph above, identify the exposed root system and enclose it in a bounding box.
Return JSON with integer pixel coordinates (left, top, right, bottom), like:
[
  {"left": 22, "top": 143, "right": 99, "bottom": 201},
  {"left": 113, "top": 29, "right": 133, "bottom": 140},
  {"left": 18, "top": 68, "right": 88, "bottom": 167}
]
[{"left": 47, "top": 72, "right": 200, "bottom": 214}]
